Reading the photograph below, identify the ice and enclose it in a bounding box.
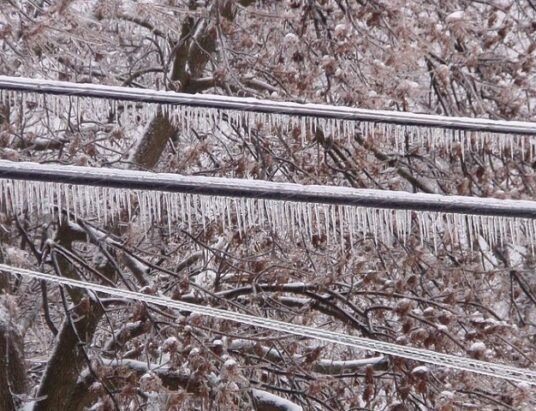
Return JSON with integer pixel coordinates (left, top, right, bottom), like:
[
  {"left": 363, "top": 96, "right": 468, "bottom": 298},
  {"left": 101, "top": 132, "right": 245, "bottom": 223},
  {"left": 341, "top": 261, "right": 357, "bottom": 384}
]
[
  {"left": 3, "top": 85, "right": 536, "bottom": 157},
  {"left": 223, "top": 358, "right": 237, "bottom": 368},
  {"left": 250, "top": 389, "right": 303, "bottom": 411},
  {"left": 446, "top": 11, "right": 465, "bottom": 23},
  {"left": 2, "top": 164, "right": 536, "bottom": 251},
  {"left": 469, "top": 341, "right": 486, "bottom": 353},
  {"left": 411, "top": 365, "right": 430, "bottom": 375}
]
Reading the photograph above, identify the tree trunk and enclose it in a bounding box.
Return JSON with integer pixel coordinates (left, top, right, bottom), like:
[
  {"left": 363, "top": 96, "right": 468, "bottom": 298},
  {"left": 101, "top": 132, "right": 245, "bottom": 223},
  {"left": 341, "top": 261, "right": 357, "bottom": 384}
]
[{"left": 0, "top": 304, "right": 26, "bottom": 411}]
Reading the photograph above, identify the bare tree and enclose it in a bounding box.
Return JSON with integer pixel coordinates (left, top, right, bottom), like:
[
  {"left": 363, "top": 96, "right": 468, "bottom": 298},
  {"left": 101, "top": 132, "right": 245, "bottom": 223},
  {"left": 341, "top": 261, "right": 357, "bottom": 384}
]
[{"left": 0, "top": 1, "right": 534, "bottom": 410}]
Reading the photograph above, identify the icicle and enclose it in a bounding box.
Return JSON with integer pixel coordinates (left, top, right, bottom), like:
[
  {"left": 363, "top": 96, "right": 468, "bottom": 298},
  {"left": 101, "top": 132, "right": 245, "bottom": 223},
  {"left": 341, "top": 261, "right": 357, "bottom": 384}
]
[
  {"left": 346, "top": 207, "right": 354, "bottom": 248},
  {"left": 156, "top": 191, "right": 162, "bottom": 222},
  {"left": 303, "top": 203, "right": 311, "bottom": 241},
  {"left": 234, "top": 198, "right": 242, "bottom": 238},
  {"left": 431, "top": 213, "right": 438, "bottom": 254},
  {"left": 385, "top": 208, "right": 393, "bottom": 245},
  {"left": 531, "top": 220, "right": 536, "bottom": 253},
  {"left": 2, "top": 178, "right": 536, "bottom": 251},
  {"left": 338, "top": 205, "right": 344, "bottom": 248},
  {"left": 272, "top": 201, "right": 280, "bottom": 238},
  {"left": 12, "top": 181, "right": 20, "bottom": 215},
  {"left": 199, "top": 196, "right": 207, "bottom": 232},
  {"left": 294, "top": 203, "right": 301, "bottom": 241},
  {"left": 313, "top": 203, "right": 320, "bottom": 238},
  {"left": 300, "top": 116, "right": 306, "bottom": 146},
  {"left": 140, "top": 191, "right": 148, "bottom": 229},
  {"left": 355, "top": 207, "right": 363, "bottom": 239},
  {"left": 282, "top": 201, "right": 288, "bottom": 240},
  {"left": 258, "top": 198, "right": 266, "bottom": 229},
  {"left": 245, "top": 197, "right": 252, "bottom": 229},
  {"left": 415, "top": 211, "right": 424, "bottom": 246},
  {"left": 240, "top": 197, "right": 248, "bottom": 235},
  {"left": 324, "top": 204, "right": 331, "bottom": 245},
  {"left": 514, "top": 218, "right": 522, "bottom": 246},
  {"left": 185, "top": 194, "right": 192, "bottom": 233}
]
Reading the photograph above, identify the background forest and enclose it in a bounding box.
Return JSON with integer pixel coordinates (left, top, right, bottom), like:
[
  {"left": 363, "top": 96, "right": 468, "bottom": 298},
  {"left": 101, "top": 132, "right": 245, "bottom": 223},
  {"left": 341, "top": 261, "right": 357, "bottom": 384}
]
[{"left": 0, "top": 0, "right": 535, "bottom": 410}]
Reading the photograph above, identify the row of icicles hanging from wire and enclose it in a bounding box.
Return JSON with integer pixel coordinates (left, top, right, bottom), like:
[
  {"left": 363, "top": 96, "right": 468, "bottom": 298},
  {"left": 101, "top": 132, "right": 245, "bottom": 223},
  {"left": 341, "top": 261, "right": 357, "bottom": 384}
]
[
  {"left": 2, "top": 87, "right": 536, "bottom": 160},
  {"left": 1, "top": 178, "right": 536, "bottom": 252}
]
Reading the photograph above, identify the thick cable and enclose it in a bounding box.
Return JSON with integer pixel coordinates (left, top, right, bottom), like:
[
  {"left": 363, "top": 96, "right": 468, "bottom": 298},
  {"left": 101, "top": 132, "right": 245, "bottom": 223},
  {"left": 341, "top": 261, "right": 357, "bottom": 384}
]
[
  {"left": 0, "top": 76, "right": 535, "bottom": 134},
  {"left": 0, "top": 264, "right": 534, "bottom": 385},
  {"left": 1, "top": 160, "right": 536, "bottom": 219}
]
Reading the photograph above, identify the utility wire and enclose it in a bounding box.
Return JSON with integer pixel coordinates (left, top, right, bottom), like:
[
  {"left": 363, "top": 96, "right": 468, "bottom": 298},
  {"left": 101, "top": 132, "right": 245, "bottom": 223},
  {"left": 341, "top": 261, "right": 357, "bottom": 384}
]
[
  {"left": 0, "top": 76, "right": 535, "bottom": 134},
  {"left": 1, "top": 160, "right": 536, "bottom": 219},
  {"left": 0, "top": 264, "right": 534, "bottom": 385}
]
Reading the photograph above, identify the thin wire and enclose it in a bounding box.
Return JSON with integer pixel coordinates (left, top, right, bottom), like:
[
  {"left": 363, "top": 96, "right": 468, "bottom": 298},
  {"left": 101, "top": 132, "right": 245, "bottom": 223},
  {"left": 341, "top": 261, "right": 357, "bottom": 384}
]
[
  {"left": 1, "top": 264, "right": 535, "bottom": 385},
  {"left": 0, "top": 75, "right": 535, "bottom": 134},
  {"left": 2, "top": 160, "right": 536, "bottom": 219}
]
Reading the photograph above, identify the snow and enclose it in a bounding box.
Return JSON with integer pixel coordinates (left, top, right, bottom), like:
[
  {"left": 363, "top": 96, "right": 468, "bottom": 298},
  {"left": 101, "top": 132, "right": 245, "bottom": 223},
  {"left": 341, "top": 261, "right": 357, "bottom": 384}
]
[
  {"left": 334, "top": 24, "right": 347, "bottom": 37},
  {"left": 283, "top": 33, "right": 299, "bottom": 45},
  {"left": 411, "top": 365, "right": 430, "bottom": 375},
  {"left": 517, "top": 381, "right": 531, "bottom": 391},
  {"left": 223, "top": 358, "right": 237, "bottom": 368},
  {"left": 251, "top": 389, "right": 303, "bottom": 411},
  {"left": 439, "top": 390, "right": 454, "bottom": 399},
  {"left": 20, "top": 401, "right": 38, "bottom": 411},
  {"left": 162, "top": 336, "right": 179, "bottom": 352},
  {"left": 446, "top": 11, "right": 465, "bottom": 23},
  {"left": 423, "top": 307, "right": 434, "bottom": 315},
  {"left": 469, "top": 342, "right": 487, "bottom": 353},
  {"left": 139, "top": 371, "right": 161, "bottom": 392},
  {"left": 436, "top": 324, "right": 448, "bottom": 332},
  {"left": 194, "top": 270, "right": 217, "bottom": 287},
  {"left": 316, "top": 356, "right": 387, "bottom": 373},
  {"left": 229, "top": 339, "right": 386, "bottom": 373},
  {"left": 3, "top": 246, "right": 32, "bottom": 269}
]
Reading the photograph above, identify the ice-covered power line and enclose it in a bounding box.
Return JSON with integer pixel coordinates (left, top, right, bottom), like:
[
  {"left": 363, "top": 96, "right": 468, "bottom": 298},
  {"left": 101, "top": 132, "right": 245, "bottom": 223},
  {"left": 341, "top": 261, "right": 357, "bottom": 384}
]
[
  {"left": 1, "top": 263, "right": 534, "bottom": 385},
  {"left": 0, "top": 75, "right": 535, "bottom": 134},
  {"left": 1, "top": 160, "right": 536, "bottom": 218},
  {"left": 2, "top": 160, "right": 536, "bottom": 248}
]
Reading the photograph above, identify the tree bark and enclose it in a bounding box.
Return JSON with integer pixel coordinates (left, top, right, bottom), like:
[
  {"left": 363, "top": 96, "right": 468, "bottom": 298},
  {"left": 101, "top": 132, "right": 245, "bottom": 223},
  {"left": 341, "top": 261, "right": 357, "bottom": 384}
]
[
  {"left": 32, "top": 302, "right": 103, "bottom": 411},
  {"left": 0, "top": 304, "right": 26, "bottom": 411},
  {"left": 128, "top": 111, "right": 175, "bottom": 169},
  {"left": 32, "top": 222, "right": 115, "bottom": 411}
]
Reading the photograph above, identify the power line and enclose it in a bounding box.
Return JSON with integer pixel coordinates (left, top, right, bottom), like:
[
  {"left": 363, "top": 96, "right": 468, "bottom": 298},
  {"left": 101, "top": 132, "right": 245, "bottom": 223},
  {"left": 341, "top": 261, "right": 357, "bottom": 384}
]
[
  {"left": 1, "top": 160, "right": 536, "bottom": 219},
  {"left": 0, "top": 75, "right": 535, "bottom": 135},
  {"left": 1, "top": 263, "right": 534, "bottom": 385}
]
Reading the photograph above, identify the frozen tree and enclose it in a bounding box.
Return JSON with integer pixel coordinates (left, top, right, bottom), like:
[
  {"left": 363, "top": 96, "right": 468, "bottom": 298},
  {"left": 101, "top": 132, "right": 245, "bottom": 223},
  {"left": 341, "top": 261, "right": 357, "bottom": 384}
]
[{"left": 0, "top": 1, "right": 535, "bottom": 410}]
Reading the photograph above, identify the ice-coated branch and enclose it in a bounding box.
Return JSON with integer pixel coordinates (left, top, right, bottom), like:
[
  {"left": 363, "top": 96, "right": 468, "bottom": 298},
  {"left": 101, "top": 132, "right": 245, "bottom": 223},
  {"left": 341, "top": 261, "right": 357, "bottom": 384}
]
[
  {"left": 229, "top": 339, "right": 388, "bottom": 374},
  {"left": 251, "top": 389, "right": 303, "bottom": 411},
  {"left": 1, "top": 160, "right": 536, "bottom": 219},
  {"left": 0, "top": 75, "right": 535, "bottom": 134},
  {"left": 1, "top": 264, "right": 535, "bottom": 385},
  {"left": 84, "top": 359, "right": 304, "bottom": 411}
]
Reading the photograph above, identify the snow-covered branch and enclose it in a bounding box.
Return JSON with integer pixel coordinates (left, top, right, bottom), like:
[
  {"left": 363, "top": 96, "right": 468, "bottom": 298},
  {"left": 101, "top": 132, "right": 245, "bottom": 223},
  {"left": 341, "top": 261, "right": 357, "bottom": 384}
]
[
  {"left": 251, "top": 389, "right": 303, "bottom": 411},
  {"left": 91, "top": 358, "right": 304, "bottom": 411},
  {"left": 229, "top": 339, "right": 388, "bottom": 375}
]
